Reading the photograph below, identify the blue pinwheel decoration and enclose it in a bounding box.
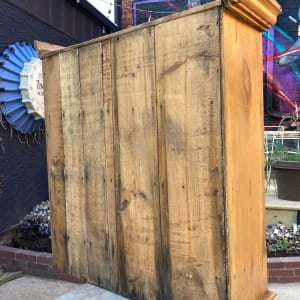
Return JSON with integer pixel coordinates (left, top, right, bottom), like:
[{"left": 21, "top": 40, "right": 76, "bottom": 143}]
[{"left": 0, "top": 42, "right": 44, "bottom": 134}]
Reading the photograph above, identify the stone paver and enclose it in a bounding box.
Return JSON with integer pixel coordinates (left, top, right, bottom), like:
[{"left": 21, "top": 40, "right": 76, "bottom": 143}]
[
  {"left": 55, "top": 283, "right": 129, "bottom": 300},
  {"left": 269, "top": 283, "right": 300, "bottom": 300},
  {"left": 0, "top": 275, "right": 81, "bottom": 300}
]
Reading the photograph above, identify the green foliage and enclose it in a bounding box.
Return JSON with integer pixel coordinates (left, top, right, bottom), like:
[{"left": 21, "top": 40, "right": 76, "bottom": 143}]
[
  {"left": 267, "top": 239, "right": 290, "bottom": 257},
  {"left": 267, "top": 140, "right": 300, "bottom": 164}
]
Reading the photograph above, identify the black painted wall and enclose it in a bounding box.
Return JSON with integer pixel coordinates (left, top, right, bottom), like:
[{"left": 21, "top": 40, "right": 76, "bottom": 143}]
[{"left": 0, "top": 0, "right": 112, "bottom": 232}]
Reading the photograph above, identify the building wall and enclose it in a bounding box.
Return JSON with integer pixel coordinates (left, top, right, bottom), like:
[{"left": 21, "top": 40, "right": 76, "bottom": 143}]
[
  {"left": 121, "top": 0, "right": 214, "bottom": 28},
  {"left": 263, "top": 0, "right": 300, "bottom": 126},
  {"left": 0, "top": 0, "right": 112, "bottom": 233},
  {"left": 122, "top": 0, "right": 134, "bottom": 28},
  {"left": 6, "top": 0, "right": 113, "bottom": 44}
]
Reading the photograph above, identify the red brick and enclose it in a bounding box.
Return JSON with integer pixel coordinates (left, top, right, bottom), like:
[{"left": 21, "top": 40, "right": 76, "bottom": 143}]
[
  {"left": 269, "top": 269, "right": 294, "bottom": 277},
  {"left": 268, "top": 262, "right": 284, "bottom": 269},
  {"left": 0, "top": 246, "right": 18, "bottom": 259},
  {"left": 0, "top": 258, "right": 14, "bottom": 265},
  {"left": 1, "top": 263, "right": 17, "bottom": 272},
  {"left": 278, "top": 276, "right": 300, "bottom": 283},
  {"left": 294, "top": 269, "right": 300, "bottom": 276},
  {"left": 284, "top": 262, "right": 300, "bottom": 268},
  {"left": 268, "top": 276, "right": 279, "bottom": 283},
  {"left": 16, "top": 250, "right": 37, "bottom": 262},
  {"left": 15, "top": 259, "right": 28, "bottom": 269},
  {"left": 27, "top": 262, "right": 49, "bottom": 271},
  {"left": 36, "top": 253, "right": 52, "bottom": 265},
  {"left": 269, "top": 257, "right": 300, "bottom": 268}
]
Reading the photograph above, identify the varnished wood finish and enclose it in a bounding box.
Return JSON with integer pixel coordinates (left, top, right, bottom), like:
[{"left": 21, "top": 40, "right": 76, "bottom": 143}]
[
  {"left": 225, "top": 0, "right": 282, "bottom": 31},
  {"left": 222, "top": 10, "right": 268, "bottom": 300}
]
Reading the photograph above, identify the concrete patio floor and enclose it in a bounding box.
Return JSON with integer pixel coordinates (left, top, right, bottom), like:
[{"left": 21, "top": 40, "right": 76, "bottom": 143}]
[
  {"left": 0, "top": 274, "right": 128, "bottom": 300},
  {"left": 0, "top": 274, "right": 298, "bottom": 299}
]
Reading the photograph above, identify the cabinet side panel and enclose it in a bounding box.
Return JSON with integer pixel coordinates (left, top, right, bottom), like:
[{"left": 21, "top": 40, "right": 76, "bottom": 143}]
[
  {"left": 155, "top": 7, "right": 226, "bottom": 299},
  {"left": 222, "top": 11, "right": 268, "bottom": 300}
]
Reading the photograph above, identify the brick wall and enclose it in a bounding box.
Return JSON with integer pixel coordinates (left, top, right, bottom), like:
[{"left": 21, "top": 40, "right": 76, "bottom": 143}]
[
  {"left": 2, "top": 245, "right": 300, "bottom": 284},
  {"left": 122, "top": 0, "right": 134, "bottom": 28},
  {"left": 0, "top": 246, "right": 85, "bottom": 283},
  {"left": 268, "top": 257, "right": 300, "bottom": 283}
]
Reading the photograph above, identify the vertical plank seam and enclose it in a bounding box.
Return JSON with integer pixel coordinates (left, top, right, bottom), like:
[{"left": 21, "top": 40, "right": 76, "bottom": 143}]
[
  {"left": 58, "top": 52, "right": 71, "bottom": 274},
  {"left": 153, "top": 24, "right": 172, "bottom": 300},
  {"left": 77, "top": 47, "right": 89, "bottom": 279},
  {"left": 110, "top": 37, "right": 124, "bottom": 295},
  {"left": 218, "top": 7, "right": 229, "bottom": 299},
  {"left": 103, "top": 40, "right": 119, "bottom": 290}
]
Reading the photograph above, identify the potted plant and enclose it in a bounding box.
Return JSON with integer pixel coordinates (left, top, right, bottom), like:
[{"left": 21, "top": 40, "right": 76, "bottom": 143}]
[{"left": 271, "top": 139, "right": 300, "bottom": 201}]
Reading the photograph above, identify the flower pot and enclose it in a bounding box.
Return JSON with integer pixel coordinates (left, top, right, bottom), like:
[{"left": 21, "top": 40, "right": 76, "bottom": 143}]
[{"left": 272, "top": 160, "right": 300, "bottom": 201}]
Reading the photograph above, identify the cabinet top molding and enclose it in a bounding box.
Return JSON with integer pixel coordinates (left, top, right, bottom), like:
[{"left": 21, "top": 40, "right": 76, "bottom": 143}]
[{"left": 224, "top": 0, "right": 282, "bottom": 31}]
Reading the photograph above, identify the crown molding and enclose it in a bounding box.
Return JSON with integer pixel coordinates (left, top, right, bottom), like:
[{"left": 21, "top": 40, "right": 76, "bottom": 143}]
[{"left": 224, "top": 0, "right": 282, "bottom": 31}]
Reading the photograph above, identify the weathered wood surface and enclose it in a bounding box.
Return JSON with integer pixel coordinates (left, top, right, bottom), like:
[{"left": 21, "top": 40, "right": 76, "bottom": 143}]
[
  {"left": 43, "top": 55, "right": 68, "bottom": 272},
  {"left": 34, "top": 40, "right": 64, "bottom": 57},
  {"left": 222, "top": 11, "right": 268, "bottom": 300},
  {"left": 112, "top": 28, "right": 161, "bottom": 299},
  {"left": 60, "top": 49, "right": 87, "bottom": 278},
  {"left": 43, "top": 1, "right": 281, "bottom": 299},
  {"left": 102, "top": 40, "right": 119, "bottom": 291},
  {"left": 155, "top": 8, "right": 226, "bottom": 299}
]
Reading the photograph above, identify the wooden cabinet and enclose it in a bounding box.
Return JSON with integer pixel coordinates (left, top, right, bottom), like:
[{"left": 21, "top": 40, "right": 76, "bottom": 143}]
[{"left": 42, "top": 1, "right": 281, "bottom": 299}]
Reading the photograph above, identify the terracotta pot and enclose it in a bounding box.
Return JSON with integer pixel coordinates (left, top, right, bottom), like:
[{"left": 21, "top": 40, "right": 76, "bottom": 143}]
[{"left": 272, "top": 160, "right": 300, "bottom": 201}]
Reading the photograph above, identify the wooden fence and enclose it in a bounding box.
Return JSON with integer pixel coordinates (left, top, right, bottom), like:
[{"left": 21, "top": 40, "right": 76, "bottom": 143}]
[{"left": 42, "top": 1, "right": 281, "bottom": 299}]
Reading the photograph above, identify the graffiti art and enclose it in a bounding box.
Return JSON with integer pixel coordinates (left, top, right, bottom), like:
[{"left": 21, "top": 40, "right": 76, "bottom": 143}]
[{"left": 263, "top": 0, "right": 300, "bottom": 127}]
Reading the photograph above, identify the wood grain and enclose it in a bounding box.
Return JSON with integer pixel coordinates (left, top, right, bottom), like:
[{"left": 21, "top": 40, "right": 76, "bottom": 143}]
[
  {"left": 43, "top": 55, "right": 68, "bottom": 272},
  {"left": 43, "top": 2, "right": 281, "bottom": 298},
  {"left": 155, "top": 7, "right": 226, "bottom": 299},
  {"left": 112, "top": 27, "right": 161, "bottom": 299},
  {"left": 102, "top": 40, "right": 119, "bottom": 292},
  {"left": 78, "top": 43, "right": 112, "bottom": 287},
  {"left": 222, "top": 10, "right": 268, "bottom": 300},
  {"left": 59, "top": 49, "right": 87, "bottom": 279}
]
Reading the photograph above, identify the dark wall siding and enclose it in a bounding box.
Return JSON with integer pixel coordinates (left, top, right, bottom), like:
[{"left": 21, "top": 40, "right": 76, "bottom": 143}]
[
  {"left": 0, "top": 0, "right": 78, "bottom": 54},
  {"left": 0, "top": 0, "right": 112, "bottom": 232},
  {"left": 6, "top": 0, "right": 111, "bottom": 43},
  {"left": 0, "top": 129, "right": 48, "bottom": 233}
]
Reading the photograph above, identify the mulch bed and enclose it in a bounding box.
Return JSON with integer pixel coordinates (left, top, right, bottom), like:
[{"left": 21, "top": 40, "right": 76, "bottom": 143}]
[
  {"left": 266, "top": 223, "right": 300, "bottom": 257},
  {"left": 11, "top": 200, "right": 51, "bottom": 253}
]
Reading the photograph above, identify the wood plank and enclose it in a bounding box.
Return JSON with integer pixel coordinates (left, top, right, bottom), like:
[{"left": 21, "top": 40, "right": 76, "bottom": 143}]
[
  {"left": 222, "top": 11, "right": 268, "bottom": 300},
  {"left": 155, "top": 8, "right": 226, "bottom": 299},
  {"left": 112, "top": 28, "right": 161, "bottom": 299},
  {"left": 35, "top": 40, "right": 64, "bottom": 57},
  {"left": 59, "top": 49, "right": 87, "bottom": 279},
  {"left": 78, "top": 42, "right": 118, "bottom": 289},
  {"left": 102, "top": 40, "right": 119, "bottom": 292},
  {"left": 42, "top": 55, "right": 68, "bottom": 272},
  {"left": 41, "top": 1, "right": 222, "bottom": 59}
]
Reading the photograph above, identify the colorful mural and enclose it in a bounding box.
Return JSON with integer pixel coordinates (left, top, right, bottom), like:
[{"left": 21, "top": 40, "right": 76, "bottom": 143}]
[
  {"left": 132, "top": 0, "right": 214, "bottom": 26},
  {"left": 263, "top": 0, "right": 300, "bottom": 126}
]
